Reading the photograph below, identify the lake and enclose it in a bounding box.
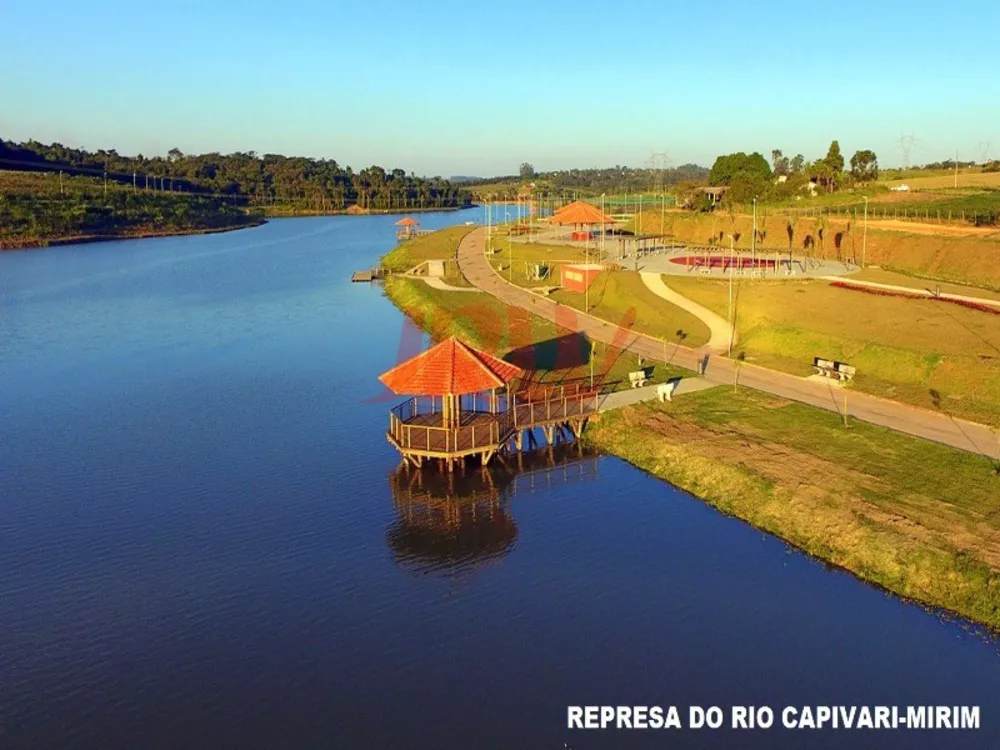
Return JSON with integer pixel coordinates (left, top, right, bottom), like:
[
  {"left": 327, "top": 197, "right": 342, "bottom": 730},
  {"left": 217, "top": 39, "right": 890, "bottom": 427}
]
[{"left": 1, "top": 212, "right": 999, "bottom": 749}]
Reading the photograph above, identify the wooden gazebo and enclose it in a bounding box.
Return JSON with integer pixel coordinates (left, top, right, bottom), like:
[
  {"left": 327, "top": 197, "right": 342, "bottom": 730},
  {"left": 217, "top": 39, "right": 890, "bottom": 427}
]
[
  {"left": 379, "top": 337, "right": 523, "bottom": 469},
  {"left": 395, "top": 216, "right": 420, "bottom": 240},
  {"left": 548, "top": 200, "right": 615, "bottom": 241}
]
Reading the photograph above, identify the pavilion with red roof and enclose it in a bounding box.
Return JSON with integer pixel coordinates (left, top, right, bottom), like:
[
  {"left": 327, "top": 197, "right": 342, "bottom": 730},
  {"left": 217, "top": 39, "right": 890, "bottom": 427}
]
[
  {"left": 548, "top": 200, "right": 615, "bottom": 241},
  {"left": 378, "top": 336, "right": 600, "bottom": 470}
]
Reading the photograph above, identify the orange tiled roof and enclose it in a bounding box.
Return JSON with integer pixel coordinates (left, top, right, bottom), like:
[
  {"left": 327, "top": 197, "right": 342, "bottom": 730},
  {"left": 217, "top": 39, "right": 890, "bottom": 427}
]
[
  {"left": 548, "top": 200, "right": 615, "bottom": 225},
  {"left": 395, "top": 217, "right": 419, "bottom": 227},
  {"left": 379, "top": 337, "right": 523, "bottom": 396}
]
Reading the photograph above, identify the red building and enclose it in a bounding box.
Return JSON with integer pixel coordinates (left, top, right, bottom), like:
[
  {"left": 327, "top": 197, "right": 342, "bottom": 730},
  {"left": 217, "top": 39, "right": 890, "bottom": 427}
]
[{"left": 560, "top": 263, "right": 602, "bottom": 293}]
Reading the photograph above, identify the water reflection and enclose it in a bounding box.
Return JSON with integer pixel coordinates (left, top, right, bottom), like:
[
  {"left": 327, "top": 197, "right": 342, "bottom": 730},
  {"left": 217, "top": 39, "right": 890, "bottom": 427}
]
[{"left": 387, "top": 444, "right": 599, "bottom": 575}]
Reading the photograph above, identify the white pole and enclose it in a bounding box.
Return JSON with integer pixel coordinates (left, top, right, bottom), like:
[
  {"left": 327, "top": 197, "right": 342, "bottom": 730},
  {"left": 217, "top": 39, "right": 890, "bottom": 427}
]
[
  {"left": 728, "top": 234, "right": 734, "bottom": 356},
  {"left": 601, "top": 193, "right": 606, "bottom": 260},
  {"left": 862, "top": 196, "right": 869, "bottom": 268},
  {"left": 752, "top": 197, "right": 757, "bottom": 267}
]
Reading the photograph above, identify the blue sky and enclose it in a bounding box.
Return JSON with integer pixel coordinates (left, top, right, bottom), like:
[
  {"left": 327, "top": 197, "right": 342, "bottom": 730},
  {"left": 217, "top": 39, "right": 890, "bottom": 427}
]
[{"left": 2, "top": 0, "right": 997, "bottom": 175}]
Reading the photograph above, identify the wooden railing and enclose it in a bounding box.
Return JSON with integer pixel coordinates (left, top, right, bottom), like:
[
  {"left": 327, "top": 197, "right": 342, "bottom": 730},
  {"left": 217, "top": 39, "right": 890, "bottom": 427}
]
[
  {"left": 388, "top": 390, "right": 599, "bottom": 454},
  {"left": 389, "top": 410, "right": 515, "bottom": 454}
]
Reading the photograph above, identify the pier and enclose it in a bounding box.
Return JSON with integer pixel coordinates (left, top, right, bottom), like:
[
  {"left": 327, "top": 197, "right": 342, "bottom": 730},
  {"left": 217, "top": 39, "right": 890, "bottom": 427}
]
[{"left": 379, "top": 337, "right": 599, "bottom": 470}]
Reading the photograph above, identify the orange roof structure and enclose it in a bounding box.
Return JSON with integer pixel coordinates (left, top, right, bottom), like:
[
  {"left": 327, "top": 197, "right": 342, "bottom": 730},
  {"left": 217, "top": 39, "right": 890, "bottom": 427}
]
[
  {"left": 549, "top": 200, "right": 615, "bottom": 226},
  {"left": 395, "top": 216, "right": 420, "bottom": 227},
  {"left": 379, "top": 337, "right": 523, "bottom": 396}
]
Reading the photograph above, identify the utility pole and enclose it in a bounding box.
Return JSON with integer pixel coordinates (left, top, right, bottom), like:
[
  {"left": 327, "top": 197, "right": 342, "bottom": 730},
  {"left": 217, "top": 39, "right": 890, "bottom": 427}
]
[
  {"left": 954, "top": 149, "right": 959, "bottom": 189},
  {"left": 133, "top": 171, "right": 137, "bottom": 191},
  {"left": 862, "top": 196, "right": 869, "bottom": 268},
  {"left": 103, "top": 171, "right": 108, "bottom": 197},
  {"left": 728, "top": 233, "right": 735, "bottom": 356},
  {"left": 58, "top": 170, "right": 63, "bottom": 195},
  {"left": 752, "top": 197, "right": 757, "bottom": 267}
]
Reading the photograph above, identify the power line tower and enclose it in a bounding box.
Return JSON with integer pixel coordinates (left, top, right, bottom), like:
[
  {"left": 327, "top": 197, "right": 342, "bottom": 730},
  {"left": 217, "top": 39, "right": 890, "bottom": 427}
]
[
  {"left": 978, "top": 140, "right": 992, "bottom": 165},
  {"left": 645, "top": 150, "right": 671, "bottom": 193},
  {"left": 896, "top": 134, "right": 916, "bottom": 168}
]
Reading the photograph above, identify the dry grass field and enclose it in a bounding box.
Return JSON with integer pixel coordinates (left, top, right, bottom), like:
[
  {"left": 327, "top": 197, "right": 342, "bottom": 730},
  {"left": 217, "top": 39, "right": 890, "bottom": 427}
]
[{"left": 883, "top": 170, "right": 1000, "bottom": 190}]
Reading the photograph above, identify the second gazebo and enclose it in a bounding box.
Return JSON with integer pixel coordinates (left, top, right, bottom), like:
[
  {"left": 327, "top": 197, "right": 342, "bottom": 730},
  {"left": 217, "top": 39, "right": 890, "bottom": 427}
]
[{"left": 548, "top": 200, "right": 615, "bottom": 241}]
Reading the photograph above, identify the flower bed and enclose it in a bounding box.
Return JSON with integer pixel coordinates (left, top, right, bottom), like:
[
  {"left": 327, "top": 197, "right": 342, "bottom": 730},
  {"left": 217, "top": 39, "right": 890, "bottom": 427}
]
[{"left": 829, "top": 281, "right": 1000, "bottom": 315}]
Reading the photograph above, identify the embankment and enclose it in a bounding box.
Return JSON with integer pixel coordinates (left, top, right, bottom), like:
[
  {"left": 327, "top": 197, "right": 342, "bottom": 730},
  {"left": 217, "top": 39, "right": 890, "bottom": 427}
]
[{"left": 638, "top": 210, "right": 1000, "bottom": 290}]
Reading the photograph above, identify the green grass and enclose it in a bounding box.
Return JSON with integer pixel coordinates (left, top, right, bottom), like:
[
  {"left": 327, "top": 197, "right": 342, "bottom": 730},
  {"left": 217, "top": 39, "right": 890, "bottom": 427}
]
[
  {"left": 586, "top": 387, "right": 1000, "bottom": 630},
  {"left": 551, "top": 270, "right": 712, "bottom": 348},
  {"left": 381, "top": 226, "right": 474, "bottom": 273},
  {"left": 382, "top": 276, "right": 688, "bottom": 391},
  {"left": 666, "top": 275, "right": 1000, "bottom": 425}
]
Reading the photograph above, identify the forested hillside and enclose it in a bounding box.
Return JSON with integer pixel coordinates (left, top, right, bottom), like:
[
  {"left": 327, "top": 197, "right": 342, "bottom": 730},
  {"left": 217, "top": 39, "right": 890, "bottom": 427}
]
[{"left": 0, "top": 139, "right": 473, "bottom": 212}]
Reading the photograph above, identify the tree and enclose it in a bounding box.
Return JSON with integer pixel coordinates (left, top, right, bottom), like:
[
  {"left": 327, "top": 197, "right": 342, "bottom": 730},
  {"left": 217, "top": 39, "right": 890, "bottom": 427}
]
[
  {"left": 771, "top": 149, "right": 790, "bottom": 176},
  {"left": 708, "top": 152, "right": 771, "bottom": 186},
  {"left": 519, "top": 162, "right": 535, "bottom": 179},
  {"left": 825, "top": 140, "right": 844, "bottom": 172},
  {"left": 850, "top": 149, "right": 878, "bottom": 183},
  {"left": 790, "top": 154, "right": 805, "bottom": 174}
]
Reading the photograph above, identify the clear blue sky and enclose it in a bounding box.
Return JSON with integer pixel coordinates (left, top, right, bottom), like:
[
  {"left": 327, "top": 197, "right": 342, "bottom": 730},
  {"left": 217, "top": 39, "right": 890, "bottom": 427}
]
[{"left": 2, "top": 0, "right": 997, "bottom": 176}]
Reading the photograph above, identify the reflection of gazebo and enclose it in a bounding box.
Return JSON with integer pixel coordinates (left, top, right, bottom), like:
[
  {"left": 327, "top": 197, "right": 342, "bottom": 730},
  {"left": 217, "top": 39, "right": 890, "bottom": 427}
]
[
  {"left": 549, "top": 200, "right": 615, "bottom": 241},
  {"left": 379, "top": 337, "right": 523, "bottom": 469},
  {"left": 387, "top": 467, "right": 517, "bottom": 575},
  {"left": 395, "top": 216, "right": 420, "bottom": 240}
]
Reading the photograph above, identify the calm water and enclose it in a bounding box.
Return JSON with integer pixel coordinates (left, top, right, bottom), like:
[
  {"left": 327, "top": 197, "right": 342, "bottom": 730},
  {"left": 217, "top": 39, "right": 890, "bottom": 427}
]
[{"left": 2, "top": 213, "right": 999, "bottom": 750}]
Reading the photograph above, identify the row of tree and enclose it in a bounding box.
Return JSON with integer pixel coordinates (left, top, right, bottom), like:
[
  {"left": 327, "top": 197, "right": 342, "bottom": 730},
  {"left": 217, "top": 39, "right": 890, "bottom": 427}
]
[
  {"left": 0, "top": 139, "right": 473, "bottom": 211},
  {"left": 468, "top": 162, "right": 710, "bottom": 195}
]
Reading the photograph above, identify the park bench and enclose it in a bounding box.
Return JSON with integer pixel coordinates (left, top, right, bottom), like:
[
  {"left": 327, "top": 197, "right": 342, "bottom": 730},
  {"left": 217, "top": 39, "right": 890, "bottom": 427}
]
[
  {"left": 813, "top": 357, "right": 856, "bottom": 382},
  {"left": 628, "top": 370, "right": 648, "bottom": 388}
]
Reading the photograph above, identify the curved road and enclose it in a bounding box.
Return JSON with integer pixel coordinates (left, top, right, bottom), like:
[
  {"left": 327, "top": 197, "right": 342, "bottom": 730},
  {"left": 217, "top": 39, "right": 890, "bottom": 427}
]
[{"left": 457, "top": 228, "right": 999, "bottom": 460}]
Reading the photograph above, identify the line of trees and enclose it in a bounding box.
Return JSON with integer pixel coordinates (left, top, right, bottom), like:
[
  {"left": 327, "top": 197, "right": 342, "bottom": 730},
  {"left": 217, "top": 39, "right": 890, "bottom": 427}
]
[{"left": 0, "top": 139, "right": 472, "bottom": 211}]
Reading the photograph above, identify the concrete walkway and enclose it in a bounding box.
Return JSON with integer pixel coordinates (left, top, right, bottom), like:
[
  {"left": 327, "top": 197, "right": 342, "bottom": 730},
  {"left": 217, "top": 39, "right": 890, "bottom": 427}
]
[
  {"left": 821, "top": 276, "right": 1000, "bottom": 308},
  {"left": 420, "top": 276, "right": 482, "bottom": 292},
  {"left": 599, "top": 377, "right": 718, "bottom": 411},
  {"left": 456, "top": 227, "right": 1000, "bottom": 460},
  {"left": 639, "top": 272, "right": 734, "bottom": 354}
]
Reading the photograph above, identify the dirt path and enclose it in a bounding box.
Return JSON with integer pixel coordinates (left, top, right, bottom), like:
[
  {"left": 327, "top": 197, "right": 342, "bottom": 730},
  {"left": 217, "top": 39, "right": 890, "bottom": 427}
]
[
  {"left": 456, "top": 228, "right": 1000, "bottom": 460},
  {"left": 639, "top": 272, "right": 734, "bottom": 353}
]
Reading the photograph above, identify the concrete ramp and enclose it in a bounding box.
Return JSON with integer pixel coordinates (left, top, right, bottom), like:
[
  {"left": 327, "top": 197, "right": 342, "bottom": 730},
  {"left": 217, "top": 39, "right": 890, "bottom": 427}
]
[{"left": 640, "top": 272, "right": 735, "bottom": 355}]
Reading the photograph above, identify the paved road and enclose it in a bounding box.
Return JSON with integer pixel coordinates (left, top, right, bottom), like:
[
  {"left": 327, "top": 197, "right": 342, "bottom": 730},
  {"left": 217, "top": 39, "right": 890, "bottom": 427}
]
[{"left": 457, "top": 228, "right": 1000, "bottom": 460}]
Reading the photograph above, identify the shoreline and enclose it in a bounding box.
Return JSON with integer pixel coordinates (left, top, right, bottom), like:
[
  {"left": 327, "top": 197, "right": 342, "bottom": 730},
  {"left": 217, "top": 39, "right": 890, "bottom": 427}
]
[
  {"left": 0, "top": 218, "right": 267, "bottom": 251},
  {"left": 379, "top": 234, "right": 1000, "bottom": 634}
]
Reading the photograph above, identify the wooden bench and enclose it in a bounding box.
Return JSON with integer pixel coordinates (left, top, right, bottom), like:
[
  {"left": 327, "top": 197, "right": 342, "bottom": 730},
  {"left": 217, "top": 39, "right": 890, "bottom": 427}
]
[
  {"left": 813, "top": 357, "right": 856, "bottom": 381},
  {"left": 628, "top": 370, "right": 648, "bottom": 388}
]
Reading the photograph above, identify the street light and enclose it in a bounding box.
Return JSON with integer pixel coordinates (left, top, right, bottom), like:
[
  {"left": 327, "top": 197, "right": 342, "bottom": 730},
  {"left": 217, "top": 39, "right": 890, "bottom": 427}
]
[
  {"left": 751, "top": 196, "right": 757, "bottom": 268},
  {"left": 727, "top": 233, "right": 736, "bottom": 356},
  {"left": 506, "top": 211, "right": 513, "bottom": 282},
  {"left": 862, "top": 195, "right": 869, "bottom": 268}
]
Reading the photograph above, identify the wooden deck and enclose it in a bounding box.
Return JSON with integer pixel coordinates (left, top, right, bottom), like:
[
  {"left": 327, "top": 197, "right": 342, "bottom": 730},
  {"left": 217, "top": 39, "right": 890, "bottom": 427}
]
[{"left": 387, "top": 385, "right": 600, "bottom": 468}]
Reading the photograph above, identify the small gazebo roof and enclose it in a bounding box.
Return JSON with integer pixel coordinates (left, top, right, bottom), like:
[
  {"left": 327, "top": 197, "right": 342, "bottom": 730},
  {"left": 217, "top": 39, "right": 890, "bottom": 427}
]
[
  {"left": 395, "top": 216, "right": 420, "bottom": 227},
  {"left": 549, "top": 200, "right": 615, "bottom": 225},
  {"left": 379, "top": 337, "right": 522, "bottom": 396}
]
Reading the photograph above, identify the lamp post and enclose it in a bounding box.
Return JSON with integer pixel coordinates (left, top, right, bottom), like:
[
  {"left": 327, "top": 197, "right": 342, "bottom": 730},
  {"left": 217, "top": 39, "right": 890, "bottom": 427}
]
[
  {"left": 601, "top": 193, "right": 606, "bottom": 261},
  {"left": 727, "top": 233, "right": 735, "bottom": 356},
  {"left": 751, "top": 196, "right": 757, "bottom": 268},
  {"left": 862, "top": 195, "right": 869, "bottom": 268},
  {"left": 507, "top": 211, "right": 513, "bottom": 282}
]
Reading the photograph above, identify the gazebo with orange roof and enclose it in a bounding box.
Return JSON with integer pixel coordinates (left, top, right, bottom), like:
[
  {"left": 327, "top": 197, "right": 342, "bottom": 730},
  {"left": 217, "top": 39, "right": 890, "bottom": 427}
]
[
  {"left": 394, "top": 215, "right": 421, "bottom": 240},
  {"left": 380, "top": 337, "right": 523, "bottom": 468},
  {"left": 549, "top": 200, "right": 615, "bottom": 238}
]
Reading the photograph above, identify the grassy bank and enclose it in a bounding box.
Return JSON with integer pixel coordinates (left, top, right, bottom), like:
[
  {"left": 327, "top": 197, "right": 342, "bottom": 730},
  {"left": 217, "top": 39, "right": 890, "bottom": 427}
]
[
  {"left": 666, "top": 275, "right": 1000, "bottom": 426},
  {"left": 382, "top": 276, "right": 687, "bottom": 391},
  {"left": 635, "top": 209, "right": 1000, "bottom": 290},
  {"left": 0, "top": 170, "right": 261, "bottom": 248},
  {"left": 381, "top": 226, "right": 475, "bottom": 273},
  {"left": 585, "top": 388, "right": 1000, "bottom": 630}
]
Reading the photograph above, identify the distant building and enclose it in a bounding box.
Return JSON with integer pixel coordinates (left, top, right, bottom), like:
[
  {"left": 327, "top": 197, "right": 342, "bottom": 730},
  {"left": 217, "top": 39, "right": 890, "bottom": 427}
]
[
  {"left": 698, "top": 186, "right": 728, "bottom": 205},
  {"left": 890, "top": 184, "right": 910, "bottom": 192}
]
